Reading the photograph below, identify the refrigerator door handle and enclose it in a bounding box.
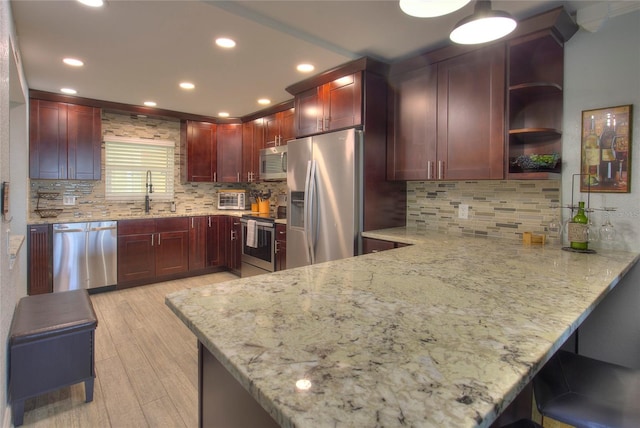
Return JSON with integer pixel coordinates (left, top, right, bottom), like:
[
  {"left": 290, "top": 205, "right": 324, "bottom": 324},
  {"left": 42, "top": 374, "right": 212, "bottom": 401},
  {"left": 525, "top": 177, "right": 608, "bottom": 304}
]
[
  {"left": 303, "top": 160, "right": 313, "bottom": 265},
  {"left": 307, "top": 160, "right": 318, "bottom": 265}
]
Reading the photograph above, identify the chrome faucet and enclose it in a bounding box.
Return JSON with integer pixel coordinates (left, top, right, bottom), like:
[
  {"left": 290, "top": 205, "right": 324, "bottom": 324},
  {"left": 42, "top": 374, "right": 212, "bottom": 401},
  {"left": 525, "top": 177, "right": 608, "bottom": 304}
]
[{"left": 145, "top": 170, "right": 153, "bottom": 214}]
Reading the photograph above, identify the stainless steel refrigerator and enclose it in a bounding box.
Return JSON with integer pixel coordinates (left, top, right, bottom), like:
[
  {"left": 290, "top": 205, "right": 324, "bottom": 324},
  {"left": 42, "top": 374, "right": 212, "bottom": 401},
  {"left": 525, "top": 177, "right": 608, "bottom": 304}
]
[{"left": 287, "top": 128, "right": 362, "bottom": 269}]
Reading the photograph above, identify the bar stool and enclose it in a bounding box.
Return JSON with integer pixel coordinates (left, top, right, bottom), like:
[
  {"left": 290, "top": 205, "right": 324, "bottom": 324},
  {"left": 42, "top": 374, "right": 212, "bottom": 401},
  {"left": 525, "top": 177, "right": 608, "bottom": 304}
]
[{"left": 533, "top": 350, "right": 640, "bottom": 428}]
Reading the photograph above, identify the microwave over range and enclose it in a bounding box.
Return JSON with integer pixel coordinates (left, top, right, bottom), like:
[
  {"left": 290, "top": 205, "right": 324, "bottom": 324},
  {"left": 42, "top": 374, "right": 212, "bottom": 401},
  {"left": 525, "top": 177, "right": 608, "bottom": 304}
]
[{"left": 260, "top": 146, "right": 287, "bottom": 181}]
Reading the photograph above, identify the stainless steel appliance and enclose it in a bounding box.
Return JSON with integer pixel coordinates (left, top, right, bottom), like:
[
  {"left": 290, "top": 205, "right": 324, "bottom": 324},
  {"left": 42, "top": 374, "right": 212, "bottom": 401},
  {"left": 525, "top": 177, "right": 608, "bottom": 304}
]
[
  {"left": 218, "top": 189, "right": 250, "bottom": 210},
  {"left": 53, "top": 221, "right": 118, "bottom": 292},
  {"left": 287, "top": 128, "right": 362, "bottom": 269},
  {"left": 240, "top": 215, "right": 275, "bottom": 277},
  {"left": 260, "top": 146, "right": 287, "bottom": 181}
]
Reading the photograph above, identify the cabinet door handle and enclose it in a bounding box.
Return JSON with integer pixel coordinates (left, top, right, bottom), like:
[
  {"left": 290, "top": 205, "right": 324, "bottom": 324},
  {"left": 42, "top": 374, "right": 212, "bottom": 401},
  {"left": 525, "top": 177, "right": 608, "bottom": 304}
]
[
  {"left": 237, "top": 172, "right": 240, "bottom": 182},
  {"left": 208, "top": 217, "right": 211, "bottom": 228},
  {"left": 157, "top": 233, "right": 161, "bottom": 246},
  {"left": 151, "top": 234, "right": 154, "bottom": 246},
  {"left": 438, "top": 161, "right": 445, "bottom": 180},
  {"left": 317, "top": 118, "right": 322, "bottom": 132},
  {"left": 214, "top": 172, "right": 217, "bottom": 182},
  {"left": 191, "top": 218, "right": 194, "bottom": 228},
  {"left": 427, "top": 161, "right": 433, "bottom": 180}
]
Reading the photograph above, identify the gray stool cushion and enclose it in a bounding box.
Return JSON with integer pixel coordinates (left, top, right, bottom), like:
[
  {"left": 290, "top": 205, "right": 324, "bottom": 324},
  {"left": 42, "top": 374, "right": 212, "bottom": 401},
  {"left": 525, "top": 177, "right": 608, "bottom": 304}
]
[{"left": 533, "top": 350, "right": 640, "bottom": 428}]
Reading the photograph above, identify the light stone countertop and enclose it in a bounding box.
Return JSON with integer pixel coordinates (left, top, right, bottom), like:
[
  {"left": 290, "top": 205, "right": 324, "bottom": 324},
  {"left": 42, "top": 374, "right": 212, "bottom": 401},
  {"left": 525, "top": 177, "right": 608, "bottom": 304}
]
[
  {"left": 27, "top": 210, "right": 288, "bottom": 225},
  {"left": 166, "top": 228, "right": 639, "bottom": 428}
]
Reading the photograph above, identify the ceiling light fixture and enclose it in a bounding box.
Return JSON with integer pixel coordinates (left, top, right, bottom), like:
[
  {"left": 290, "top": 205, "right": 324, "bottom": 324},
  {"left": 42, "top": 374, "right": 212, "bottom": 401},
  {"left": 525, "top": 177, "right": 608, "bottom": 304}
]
[
  {"left": 399, "top": 0, "right": 470, "bottom": 18},
  {"left": 450, "top": 0, "right": 517, "bottom": 45},
  {"left": 143, "top": 101, "right": 157, "bottom": 107},
  {"left": 218, "top": 112, "right": 230, "bottom": 118},
  {"left": 63, "top": 58, "right": 84, "bottom": 67},
  {"left": 296, "top": 63, "right": 314, "bottom": 73},
  {"left": 77, "top": 0, "right": 104, "bottom": 7},
  {"left": 60, "top": 88, "right": 77, "bottom": 94},
  {"left": 258, "top": 98, "right": 271, "bottom": 105},
  {"left": 179, "top": 82, "right": 195, "bottom": 90},
  {"left": 215, "top": 37, "right": 236, "bottom": 49}
]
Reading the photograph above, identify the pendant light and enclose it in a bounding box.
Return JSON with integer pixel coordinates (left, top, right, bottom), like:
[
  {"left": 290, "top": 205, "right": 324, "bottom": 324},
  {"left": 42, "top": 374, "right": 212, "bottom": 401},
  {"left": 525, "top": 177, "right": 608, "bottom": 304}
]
[
  {"left": 450, "top": 0, "right": 517, "bottom": 44},
  {"left": 399, "top": 0, "right": 470, "bottom": 18}
]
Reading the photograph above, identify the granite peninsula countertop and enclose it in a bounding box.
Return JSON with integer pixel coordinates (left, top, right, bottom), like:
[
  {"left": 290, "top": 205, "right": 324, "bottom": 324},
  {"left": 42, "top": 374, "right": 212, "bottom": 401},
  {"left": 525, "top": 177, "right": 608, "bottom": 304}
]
[{"left": 166, "top": 228, "right": 639, "bottom": 428}]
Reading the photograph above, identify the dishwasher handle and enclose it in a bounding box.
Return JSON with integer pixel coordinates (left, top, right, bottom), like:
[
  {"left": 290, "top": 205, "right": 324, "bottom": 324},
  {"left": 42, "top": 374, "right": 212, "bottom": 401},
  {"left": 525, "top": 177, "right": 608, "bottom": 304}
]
[
  {"left": 89, "top": 226, "right": 117, "bottom": 232},
  {"left": 53, "top": 227, "right": 85, "bottom": 233}
]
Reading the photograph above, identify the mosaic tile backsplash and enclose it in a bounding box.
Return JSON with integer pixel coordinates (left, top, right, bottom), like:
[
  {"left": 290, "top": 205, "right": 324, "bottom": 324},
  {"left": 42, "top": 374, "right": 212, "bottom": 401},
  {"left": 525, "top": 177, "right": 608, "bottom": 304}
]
[
  {"left": 30, "top": 112, "right": 561, "bottom": 243},
  {"left": 407, "top": 180, "right": 561, "bottom": 242}
]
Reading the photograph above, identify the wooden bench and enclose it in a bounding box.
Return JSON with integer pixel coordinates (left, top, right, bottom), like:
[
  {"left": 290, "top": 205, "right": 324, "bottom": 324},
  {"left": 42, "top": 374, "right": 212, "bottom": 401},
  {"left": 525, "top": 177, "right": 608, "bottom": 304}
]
[{"left": 8, "top": 289, "right": 98, "bottom": 426}]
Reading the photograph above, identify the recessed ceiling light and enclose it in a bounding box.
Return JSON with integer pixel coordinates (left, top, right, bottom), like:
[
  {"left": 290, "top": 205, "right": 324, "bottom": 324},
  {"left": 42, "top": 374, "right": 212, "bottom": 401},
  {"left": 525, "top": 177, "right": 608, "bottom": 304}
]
[
  {"left": 144, "top": 101, "right": 157, "bottom": 107},
  {"left": 399, "top": 0, "right": 470, "bottom": 18},
  {"left": 179, "top": 82, "right": 195, "bottom": 90},
  {"left": 218, "top": 112, "right": 230, "bottom": 118},
  {"left": 61, "top": 88, "right": 77, "bottom": 94},
  {"left": 63, "top": 58, "right": 84, "bottom": 67},
  {"left": 297, "top": 63, "right": 315, "bottom": 73},
  {"left": 258, "top": 98, "right": 271, "bottom": 105},
  {"left": 77, "top": 0, "right": 104, "bottom": 7},
  {"left": 215, "top": 37, "right": 236, "bottom": 48}
]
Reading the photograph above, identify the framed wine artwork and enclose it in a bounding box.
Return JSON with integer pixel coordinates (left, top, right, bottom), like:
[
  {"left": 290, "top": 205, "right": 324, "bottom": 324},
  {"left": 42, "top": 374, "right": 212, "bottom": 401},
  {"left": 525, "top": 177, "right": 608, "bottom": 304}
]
[{"left": 580, "top": 104, "right": 633, "bottom": 193}]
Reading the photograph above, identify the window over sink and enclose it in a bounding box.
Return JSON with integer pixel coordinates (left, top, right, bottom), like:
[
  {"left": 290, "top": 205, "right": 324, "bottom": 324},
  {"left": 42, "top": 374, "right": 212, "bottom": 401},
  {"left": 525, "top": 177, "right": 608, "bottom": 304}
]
[{"left": 104, "top": 137, "right": 175, "bottom": 201}]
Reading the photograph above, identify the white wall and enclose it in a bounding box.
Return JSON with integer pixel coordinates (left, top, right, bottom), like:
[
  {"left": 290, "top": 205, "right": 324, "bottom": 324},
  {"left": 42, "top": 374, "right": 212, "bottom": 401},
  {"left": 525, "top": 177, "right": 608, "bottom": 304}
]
[
  {"left": 562, "top": 9, "right": 640, "bottom": 252},
  {"left": 563, "top": 9, "right": 640, "bottom": 368},
  {"left": 1, "top": 0, "right": 30, "bottom": 425}
]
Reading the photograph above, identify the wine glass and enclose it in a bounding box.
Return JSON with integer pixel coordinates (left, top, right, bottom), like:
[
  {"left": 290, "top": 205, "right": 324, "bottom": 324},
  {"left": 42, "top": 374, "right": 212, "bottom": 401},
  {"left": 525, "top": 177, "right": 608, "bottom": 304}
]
[
  {"left": 586, "top": 211, "right": 599, "bottom": 243},
  {"left": 600, "top": 210, "right": 616, "bottom": 241},
  {"left": 547, "top": 208, "right": 562, "bottom": 239}
]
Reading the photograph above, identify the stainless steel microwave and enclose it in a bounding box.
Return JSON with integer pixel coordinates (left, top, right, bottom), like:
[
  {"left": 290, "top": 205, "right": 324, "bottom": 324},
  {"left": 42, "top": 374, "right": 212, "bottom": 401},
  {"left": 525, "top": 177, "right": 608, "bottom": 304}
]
[
  {"left": 217, "top": 190, "right": 250, "bottom": 210},
  {"left": 260, "top": 146, "right": 287, "bottom": 181}
]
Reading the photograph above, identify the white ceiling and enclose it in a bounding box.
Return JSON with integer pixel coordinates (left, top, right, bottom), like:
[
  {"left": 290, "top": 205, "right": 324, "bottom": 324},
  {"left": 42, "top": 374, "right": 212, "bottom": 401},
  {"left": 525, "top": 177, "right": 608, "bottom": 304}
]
[{"left": 11, "top": 0, "right": 590, "bottom": 119}]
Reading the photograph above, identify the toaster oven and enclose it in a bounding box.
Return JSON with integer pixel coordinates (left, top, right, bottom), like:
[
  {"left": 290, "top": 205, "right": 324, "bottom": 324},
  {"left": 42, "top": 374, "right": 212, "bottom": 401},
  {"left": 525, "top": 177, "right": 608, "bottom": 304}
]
[{"left": 217, "top": 190, "right": 250, "bottom": 210}]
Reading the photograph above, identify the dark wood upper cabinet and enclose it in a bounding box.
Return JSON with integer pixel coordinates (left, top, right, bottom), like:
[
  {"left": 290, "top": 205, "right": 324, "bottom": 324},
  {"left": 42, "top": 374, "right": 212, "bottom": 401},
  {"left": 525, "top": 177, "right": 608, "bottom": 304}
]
[
  {"left": 242, "top": 119, "right": 265, "bottom": 182},
  {"left": 387, "top": 65, "right": 438, "bottom": 181},
  {"left": 29, "top": 99, "right": 101, "bottom": 180},
  {"left": 387, "top": 45, "right": 505, "bottom": 181},
  {"left": 264, "top": 108, "right": 295, "bottom": 147},
  {"left": 183, "top": 120, "right": 217, "bottom": 182},
  {"left": 294, "top": 72, "right": 362, "bottom": 137},
  {"left": 436, "top": 45, "right": 505, "bottom": 180},
  {"left": 507, "top": 31, "right": 565, "bottom": 179},
  {"left": 217, "top": 123, "right": 243, "bottom": 183}
]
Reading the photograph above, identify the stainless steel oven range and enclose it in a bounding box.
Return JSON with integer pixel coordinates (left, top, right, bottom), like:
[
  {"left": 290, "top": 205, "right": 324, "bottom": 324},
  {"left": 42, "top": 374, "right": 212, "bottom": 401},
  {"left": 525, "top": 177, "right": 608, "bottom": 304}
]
[{"left": 240, "top": 215, "right": 275, "bottom": 277}]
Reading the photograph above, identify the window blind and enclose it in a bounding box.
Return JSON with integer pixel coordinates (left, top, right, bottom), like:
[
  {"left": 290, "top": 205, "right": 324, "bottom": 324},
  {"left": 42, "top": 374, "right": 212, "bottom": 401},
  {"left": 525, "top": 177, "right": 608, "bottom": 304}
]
[{"left": 105, "top": 137, "right": 175, "bottom": 201}]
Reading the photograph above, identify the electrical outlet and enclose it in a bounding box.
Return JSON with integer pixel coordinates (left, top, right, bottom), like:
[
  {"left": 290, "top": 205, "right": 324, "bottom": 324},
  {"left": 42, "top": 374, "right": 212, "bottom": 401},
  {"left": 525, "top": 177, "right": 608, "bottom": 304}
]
[
  {"left": 63, "top": 196, "right": 76, "bottom": 206},
  {"left": 458, "top": 204, "right": 469, "bottom": 219}
]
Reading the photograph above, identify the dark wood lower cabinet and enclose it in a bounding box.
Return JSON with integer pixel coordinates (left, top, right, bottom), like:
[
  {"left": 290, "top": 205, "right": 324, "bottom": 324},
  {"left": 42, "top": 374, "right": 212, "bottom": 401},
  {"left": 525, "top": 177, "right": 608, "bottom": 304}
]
[
  {"left": 117, "top": 218, "right": 189, "bottom": 289},
  {"left": 27, "top": 224, "right": 53, "bottom": 295},
  {"left": 225, "top": 216, "right": 242, "bottom": 273},
  {"left": 362, "top": 237, "right": 410, "bottom": 254},
  {"left": 275, "top": 223, "right": 286, "bottom": 271}
]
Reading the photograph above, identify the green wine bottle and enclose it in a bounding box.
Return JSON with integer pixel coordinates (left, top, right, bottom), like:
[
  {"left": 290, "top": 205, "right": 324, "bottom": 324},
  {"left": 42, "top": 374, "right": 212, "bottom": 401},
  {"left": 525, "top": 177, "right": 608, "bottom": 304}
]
[{"left": 569, "top": 201, "right": 589, "bottom": 250}]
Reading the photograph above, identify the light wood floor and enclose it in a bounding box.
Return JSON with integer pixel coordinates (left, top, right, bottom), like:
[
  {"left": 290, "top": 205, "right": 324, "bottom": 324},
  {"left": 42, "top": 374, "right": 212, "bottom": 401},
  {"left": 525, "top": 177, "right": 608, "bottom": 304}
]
[{"left": 19, "top": 271, "right": 239, "bottom": 428}]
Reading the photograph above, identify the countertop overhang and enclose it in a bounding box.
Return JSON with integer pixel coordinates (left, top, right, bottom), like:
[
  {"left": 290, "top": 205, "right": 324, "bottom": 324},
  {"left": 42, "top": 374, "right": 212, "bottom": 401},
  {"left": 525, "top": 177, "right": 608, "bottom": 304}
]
[{"left": 166, "top": 228, "right": 639, "bottom": 427}]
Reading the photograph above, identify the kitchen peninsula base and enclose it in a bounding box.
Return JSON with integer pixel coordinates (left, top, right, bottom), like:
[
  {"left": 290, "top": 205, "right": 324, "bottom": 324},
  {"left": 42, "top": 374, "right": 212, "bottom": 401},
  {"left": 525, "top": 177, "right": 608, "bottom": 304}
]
[{"left": 199, "top": 342, "right": 279, "bottom": 427}]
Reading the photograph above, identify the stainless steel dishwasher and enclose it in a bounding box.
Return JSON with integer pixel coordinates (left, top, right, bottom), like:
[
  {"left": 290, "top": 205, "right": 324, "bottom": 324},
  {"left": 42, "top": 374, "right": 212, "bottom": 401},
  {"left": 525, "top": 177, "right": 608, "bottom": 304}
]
[{"left": 53, "top": 221, "right": 118, "bottom": 292}]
